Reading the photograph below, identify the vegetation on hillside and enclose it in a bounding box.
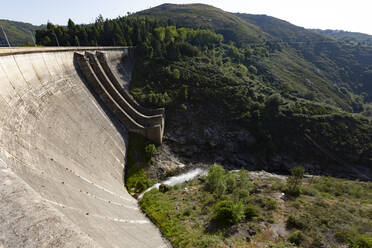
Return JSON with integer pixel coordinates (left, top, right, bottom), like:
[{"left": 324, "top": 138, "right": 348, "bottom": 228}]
[
  {"left": 237, "top": 14, "right": 372, "bottom": 104},
  {"left": 313, "top": 29, "right": 372, "bottom": 46},
  {"left": 35, "top": 5, "right": 372, "bottom": 175},
  {"left": 137, "top": 3, "right": 266, "bottom": 45},
  {"left": 140, "top": 165, "right": 372, "bottom": 247},
  {"left": 0, "top": 19, "right": 41, "bottom": 46}
]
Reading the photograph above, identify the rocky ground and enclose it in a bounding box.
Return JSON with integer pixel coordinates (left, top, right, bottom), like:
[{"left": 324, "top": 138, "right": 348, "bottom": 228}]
[{"left": 150, "top": 106, "right": 372, "bottom": 181}]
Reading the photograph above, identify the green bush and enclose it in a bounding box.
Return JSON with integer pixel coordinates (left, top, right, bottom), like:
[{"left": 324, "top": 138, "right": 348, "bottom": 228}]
[
  {"left": 215, "top": 181, "right": 227, "bottom": 198},
  {"left": 212, "top": 200, "right": 244, "bottom": 226},
  {"left": 205, "top": 164, "right": 226, "bottom": 196},
  {"left": 285, "top": 186, "right": 301, "bottom": 197},
  {"left": 286, "top": 214, "right": 306, "bottom": 230},
  {"left": 126, "top": 166, "right": 153, "bottom": 193},
  {"left": 145, "top": 143, "right": 157, "bottom": 163},
  {"left": 244, "top": 205, "right": 259, "bottom": 220},
  {"left": 349, "top": 234, "right": 372, "bottom": 248},
  {"left": 265, "top": 198, "right": 278, "bottom": 210},
  {"left": 301, "top": 186, "right": 319, "bottom": 196},
  {"left": 257, "top": 197, "right": 277, "bottom": 210},
  {"left": 285, "top": 166, "right": 305, "bottom": 197},
  {"left": 226, "top": 173, "right": 237, "bottom": 193},
  {"left": 287, "top": 231, "right": 304, "bottom": 245}
]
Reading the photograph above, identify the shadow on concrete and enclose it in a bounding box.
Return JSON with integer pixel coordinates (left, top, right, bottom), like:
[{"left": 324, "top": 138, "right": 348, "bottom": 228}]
[
  {"left": 73, "top": 55, "right": 129, "bottom": 185},
  {"left": 115, "top": 54, "right": 134, "bottom": 91}
]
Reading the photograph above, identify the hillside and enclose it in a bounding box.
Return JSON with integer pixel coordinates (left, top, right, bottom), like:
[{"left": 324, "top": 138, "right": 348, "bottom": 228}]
[
  {"left": 237, "top": 14, "right": 372, "bottom": 105},
  {"left": 137, "top": 5, "right": 372, "bottom": 111},
  {"left": 138, "top": 3, "right": 266, "bottom": 44},
  {"left": 35, "top": 3, "right": 372, "bottom": 180},
  {"left": 0, "top": 19, "right": 41, "bottom": 46},
  {"left": 313, "top": 29, "right": 372, "bottom": 46}
]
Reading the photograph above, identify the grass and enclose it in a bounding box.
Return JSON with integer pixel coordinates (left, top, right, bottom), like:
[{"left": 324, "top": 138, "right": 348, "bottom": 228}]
[{"left": 140, "top": 165, "right": 372, "bottom": 247}]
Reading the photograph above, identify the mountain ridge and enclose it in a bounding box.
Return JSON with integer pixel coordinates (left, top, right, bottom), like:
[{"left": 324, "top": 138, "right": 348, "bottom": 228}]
[
  {"left": 312, "top": 28, "right": 372, "bottom": 45},
  {"left": 137, "top": 4, "right": 372, "bottom": 109}
]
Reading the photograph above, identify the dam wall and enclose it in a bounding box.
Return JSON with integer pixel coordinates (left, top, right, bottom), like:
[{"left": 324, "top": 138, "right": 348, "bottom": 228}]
[
  {"left": 96, "top": 51, "right": 165, "bottom": 116},
  {"left": 0, "top": 47, "right": 168, "bottom": 248},
  {"left": 76, "top": 52, "right": 164, "bottom": 144}
]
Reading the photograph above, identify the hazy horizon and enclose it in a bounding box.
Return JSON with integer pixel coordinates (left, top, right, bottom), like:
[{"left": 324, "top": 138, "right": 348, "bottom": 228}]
[{"left": 1, "top": 0, "right": 372, "bottom": 35}]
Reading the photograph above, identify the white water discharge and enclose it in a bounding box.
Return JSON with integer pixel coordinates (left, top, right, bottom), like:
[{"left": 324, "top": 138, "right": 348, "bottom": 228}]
[{"left": 138, "top": 168, "right": 207, "bottom": 199}]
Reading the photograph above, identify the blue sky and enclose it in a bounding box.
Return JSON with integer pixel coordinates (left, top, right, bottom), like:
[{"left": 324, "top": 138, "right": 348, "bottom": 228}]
[{"left": 2, "top": 0, "right": 372, "bottom": 35}]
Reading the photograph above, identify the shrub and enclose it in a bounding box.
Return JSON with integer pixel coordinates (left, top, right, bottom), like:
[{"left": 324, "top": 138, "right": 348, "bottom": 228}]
[
  {"left": 126, "top": 167, "right": 153, "bottom": 193},
  {"left": 285, "top": 186, "right": 301, "bottom": 197},
  {"left": 287, "top": 231, "right": 304, "bottom": 245},
  {"left": 226, "top": 173, "right": 237, "bottom": 193},
  {"left": 206, "top": 164, "right": 226, "bottom": 196},
  {"left": 349, "top": 234, "right": 372, "bottom": 248},
  {"left": 244, "top": 205, "right": 259, "bottom": 220},
  {"left": 286, "top": 214, "right": 306, "bottom": 229},
  {"left": 286, "top": 166, "right": 305, "bottom": 197},
  {"left": 235, "top": 170, "right": 253, "bottom": 200},
  {"left": 183, "top": 208, "right": 192, "bottom": 216},
  {"left": 145, "top": 143, "right": 157, "bottom": 161},
  {"left": 301, "top": 186, "right": 319, "bottom": 196},
  {"left": 311, "top": 234, "right": 325, "bottom": 248},
  {"left": 265, "top": 198, "right": 277, "bottom": 210},
  {"left": 212, "top": 200, "right": 244, "bottom": 226},
  {"left": 238, "top": 189, "right": 250, "bottom": 200},
  {"left": 257, "top": 197, "right": 277, "bottom": 210},
  {"left": 216, "top": 181, "right": 227, "bottom": 198}
]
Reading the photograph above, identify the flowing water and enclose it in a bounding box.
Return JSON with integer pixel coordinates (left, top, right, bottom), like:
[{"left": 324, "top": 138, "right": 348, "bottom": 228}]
[{"left": 138, "top": 168, "right": 207, "bottom": 199}]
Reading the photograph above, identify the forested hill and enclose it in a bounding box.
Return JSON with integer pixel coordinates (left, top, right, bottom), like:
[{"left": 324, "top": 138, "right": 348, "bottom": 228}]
[
  {"left": 137, "top": 3, "right": 266, "bottom": 44},
  {"left": 236, "top": 13, "right": 372, "bottom": 104},
  {"left": 0, "top": 19, "right": 42, "bottom": 46},
  {"left": 35, "top": 3, "right": 372, "bottom": 179},
  {"left": 312, "top": 29, "right": 372, "bottom": 46},
  {"left": 138, "top": 5, "right": 372, "bottom": 107}
]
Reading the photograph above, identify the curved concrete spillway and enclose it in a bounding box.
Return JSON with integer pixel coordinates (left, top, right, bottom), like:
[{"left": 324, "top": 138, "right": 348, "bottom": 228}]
[{"left": 0, "top": 47, "right": 168, "bottom": 248}]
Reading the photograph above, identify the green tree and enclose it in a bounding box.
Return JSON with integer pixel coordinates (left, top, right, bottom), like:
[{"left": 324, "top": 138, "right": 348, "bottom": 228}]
[
  {"left": 154, "top": 27, "right": 165, "bottom": 42},
  {"left": 67, "top": 19, "right": 75, "bottom": 30},
  {"left": 286, "top": 166, "right": 305, "bottom": 197},
  {"left": 165, "top": 26, "right": 178, "bottom": 44},
  {"left": 264, "top": 93, "right": 284, "bottom": 117}
]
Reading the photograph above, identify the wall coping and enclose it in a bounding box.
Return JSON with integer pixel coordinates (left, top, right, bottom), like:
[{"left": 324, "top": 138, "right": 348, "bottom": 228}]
[{"left": 0, "top": 46, "right": 134, "bottom": 56}]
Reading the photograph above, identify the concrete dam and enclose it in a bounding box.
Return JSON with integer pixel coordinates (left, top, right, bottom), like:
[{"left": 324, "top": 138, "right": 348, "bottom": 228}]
[{"left": 0, "top": 47, "right": 168, "bottom": 247}]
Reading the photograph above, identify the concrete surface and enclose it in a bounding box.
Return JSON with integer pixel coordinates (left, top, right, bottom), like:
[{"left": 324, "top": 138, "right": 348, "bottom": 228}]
[
  {"left": 96, "top": 51, "right": 164, "bottom": 117},
  {"left": 0, "top": 47, "right": 169, "bottom": 248},
  {"left": 86, "top": 52, "right": 164, "bottom": 129},
  {"left": 76, "top": 52, "right": 163, "bottom": 144},
  {"left": 74, "top": 52, "right": 164, "bottom": 144}
]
